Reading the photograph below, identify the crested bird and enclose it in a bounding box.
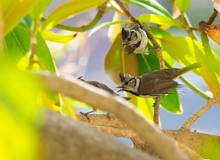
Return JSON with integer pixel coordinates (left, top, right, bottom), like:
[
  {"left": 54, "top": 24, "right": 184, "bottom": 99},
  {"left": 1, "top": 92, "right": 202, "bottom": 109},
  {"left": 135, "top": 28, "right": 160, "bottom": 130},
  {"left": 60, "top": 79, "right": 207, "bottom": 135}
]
[
  {"left": 117, "top": 63, "right": 202, "bottom": 97},
  {"left": 122, "top": 23, "right": 149, "bottom": 55}
]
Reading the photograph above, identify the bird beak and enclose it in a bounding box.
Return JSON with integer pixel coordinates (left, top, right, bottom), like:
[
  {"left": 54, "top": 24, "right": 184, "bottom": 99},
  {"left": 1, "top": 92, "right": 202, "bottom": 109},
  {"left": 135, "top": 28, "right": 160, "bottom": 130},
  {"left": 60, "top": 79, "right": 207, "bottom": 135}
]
[{"left": 116, "top": 85, "right": 124, "bottom": 92}]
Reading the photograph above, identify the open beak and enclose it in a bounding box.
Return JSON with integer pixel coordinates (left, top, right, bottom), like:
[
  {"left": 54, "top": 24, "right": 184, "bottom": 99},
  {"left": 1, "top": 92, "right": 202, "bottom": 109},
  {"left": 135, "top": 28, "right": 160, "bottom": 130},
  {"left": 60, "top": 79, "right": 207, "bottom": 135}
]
[{"left": 116, "top": 85, "right": 124, "bottom": 92}]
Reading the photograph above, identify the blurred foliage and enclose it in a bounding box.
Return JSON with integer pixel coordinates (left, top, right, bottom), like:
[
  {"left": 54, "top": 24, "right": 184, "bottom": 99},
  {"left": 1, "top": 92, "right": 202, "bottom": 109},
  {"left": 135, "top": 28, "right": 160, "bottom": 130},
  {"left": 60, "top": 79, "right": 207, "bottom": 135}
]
[
  {"left": 0, "top": 0, "right": 220, "bottom": 159},
  {"left": 0, "top": 62, "right": 41, "bottom": 160}
]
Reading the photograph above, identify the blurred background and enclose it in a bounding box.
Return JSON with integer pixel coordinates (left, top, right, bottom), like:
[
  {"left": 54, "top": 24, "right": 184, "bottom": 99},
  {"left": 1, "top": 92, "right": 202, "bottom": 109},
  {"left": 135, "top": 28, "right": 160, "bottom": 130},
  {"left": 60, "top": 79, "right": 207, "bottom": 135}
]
[{"left": 45, "top": 0, "right": 220, "bottom": 135}]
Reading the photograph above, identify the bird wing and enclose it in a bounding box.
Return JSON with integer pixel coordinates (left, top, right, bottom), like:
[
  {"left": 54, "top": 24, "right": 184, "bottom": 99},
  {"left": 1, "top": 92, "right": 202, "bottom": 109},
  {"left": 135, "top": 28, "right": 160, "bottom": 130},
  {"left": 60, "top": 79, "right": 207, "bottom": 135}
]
[
  {"left": 138, "top": 74, "right": 179, "bottom": 96},
  {"left": 146, "top": 69, "right": 180, "bottom": 80}
]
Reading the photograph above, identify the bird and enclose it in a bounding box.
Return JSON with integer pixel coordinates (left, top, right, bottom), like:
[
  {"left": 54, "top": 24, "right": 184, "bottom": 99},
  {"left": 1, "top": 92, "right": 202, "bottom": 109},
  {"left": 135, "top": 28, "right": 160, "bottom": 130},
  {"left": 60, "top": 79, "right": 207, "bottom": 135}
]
[
  {"left": 78, "top": 77, "right": 130, "bottom": 119},
  {"left": 122, "top": 23, "right": 149, "bottom": 55},
  {"left": 117, "top": 63, "right": 202, "bottom": 97}
]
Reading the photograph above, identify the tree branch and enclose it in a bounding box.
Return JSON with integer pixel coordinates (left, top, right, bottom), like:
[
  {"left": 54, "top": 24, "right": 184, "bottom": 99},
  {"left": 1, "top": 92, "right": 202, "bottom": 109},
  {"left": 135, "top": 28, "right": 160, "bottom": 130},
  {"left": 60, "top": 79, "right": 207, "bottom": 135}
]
[
  {"left": 180, "top": 92, "right": 220, "bottom": 130},
  {"left": 77, "top": 114, "right": 205, "bottom": 159},
  {"left": 77, "top": 114, "right": 129, "bottom": 129},
  {"left": 42, "top": 109, "right": 156, "bottom": 160},
  {"left": 35, "top": 72, "right": 188, "bottom": 160}
]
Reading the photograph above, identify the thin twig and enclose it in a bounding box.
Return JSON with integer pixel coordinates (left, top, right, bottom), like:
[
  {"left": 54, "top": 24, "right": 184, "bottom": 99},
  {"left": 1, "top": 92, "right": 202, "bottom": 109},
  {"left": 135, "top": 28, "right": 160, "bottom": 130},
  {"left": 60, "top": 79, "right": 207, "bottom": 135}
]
[
  {"left": 207, "top": 9, "right": 218, "bottom": 25},
  {"left": 27, "top": 32, "right": 37, "bottom": 69},
  {"left": 115, "top": 0, "right": 165, "bottom": 126},
  {"left": 180, "top": 92, "right": 220, "bottom": 130},
  {"left": 153, "top": 97, "right": 160, "bottom": 125},
  {"left": 41, "top": 3, "right": 107, "bottom": 32}
]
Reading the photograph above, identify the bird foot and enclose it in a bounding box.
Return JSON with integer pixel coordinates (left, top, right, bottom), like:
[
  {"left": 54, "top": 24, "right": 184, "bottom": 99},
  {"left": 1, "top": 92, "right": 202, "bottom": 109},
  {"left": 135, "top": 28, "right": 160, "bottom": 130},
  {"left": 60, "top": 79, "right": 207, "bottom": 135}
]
[{"left": 80, "top": 110, "right": 95, "bottom": 121}]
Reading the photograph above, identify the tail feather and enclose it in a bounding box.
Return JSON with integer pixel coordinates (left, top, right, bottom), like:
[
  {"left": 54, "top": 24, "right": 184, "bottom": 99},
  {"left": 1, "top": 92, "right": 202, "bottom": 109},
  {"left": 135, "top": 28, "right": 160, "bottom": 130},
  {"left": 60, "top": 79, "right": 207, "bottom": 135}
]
[{"left": 178, "top": 63, "right": 202, "bottom": 76}]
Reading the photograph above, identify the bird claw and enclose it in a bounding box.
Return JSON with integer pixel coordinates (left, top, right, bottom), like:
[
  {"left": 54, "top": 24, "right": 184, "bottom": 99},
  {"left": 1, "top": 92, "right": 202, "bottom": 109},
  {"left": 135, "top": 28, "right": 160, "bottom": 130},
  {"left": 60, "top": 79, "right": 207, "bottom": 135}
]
[
  {"left": 80, "top": 110, "right": 95, "bottom": 121},
  {"left": 106, "top": 113, "right": 111, "bottom": 121}
]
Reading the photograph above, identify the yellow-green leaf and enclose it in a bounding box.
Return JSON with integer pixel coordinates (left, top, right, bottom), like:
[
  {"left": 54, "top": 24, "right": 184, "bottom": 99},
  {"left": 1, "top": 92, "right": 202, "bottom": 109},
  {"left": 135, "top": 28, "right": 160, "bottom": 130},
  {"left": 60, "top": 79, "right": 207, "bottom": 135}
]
[
  {"left": 108, "top": 12, "right": 122, "bottom": 42},
  {"left": 30, "top": 0, "right": 52, "bottom": 31},
  {"left": 176, "top": 0, "right": 192, "bottom": 14},
  {"left": 0, "top": 61, "right": 41, "bottom": 160},
  {"left": 1, "top": 0, "right": 39, "bottom": 35},
  {"left": 123, "top": 0, "right": 171, "bottom": 18},
  {"left": 137, "top": 14, "right": 180, "bottom": 27},
  {"left": 160, "top": 36, "right": 220, "bottom": 104},
  {"left": 42, "top": 0, "right": 107, "bottom": 30},
  {"left": 126, "top": 93, "right": 154, "bottom": 122},
  {"left": 4, "top": 19, "right": 59, "bottom": 105},
  {"left": 161, "top": 92, "right": 183, "bottom": 114},
  {"left": 104, "top": 33, "right": 138, "bottom": 84},
  {"left": 89, "top": 14, "right": 179, "bottom": 37},
  {"left": 42, "top": 30, "right": 77, "bottom": 43}
]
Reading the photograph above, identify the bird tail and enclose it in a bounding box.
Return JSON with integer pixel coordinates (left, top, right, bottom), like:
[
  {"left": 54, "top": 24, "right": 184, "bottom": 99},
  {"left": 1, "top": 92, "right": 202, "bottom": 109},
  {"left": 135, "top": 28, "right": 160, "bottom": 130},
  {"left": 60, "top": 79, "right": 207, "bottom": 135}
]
[{"left": 178, "top": 62, "right": 202, "bottom": 76}]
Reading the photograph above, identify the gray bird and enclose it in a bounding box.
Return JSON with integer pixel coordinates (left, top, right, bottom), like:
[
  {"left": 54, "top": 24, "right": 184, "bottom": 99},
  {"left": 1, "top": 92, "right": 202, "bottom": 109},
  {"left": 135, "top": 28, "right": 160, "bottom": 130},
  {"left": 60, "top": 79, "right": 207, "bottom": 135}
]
[
  {"left": 122, "top": 23, "right": 149, "bottom": 55},
  {"left": 78, "top": 77, "right": 130, "bottom": 118},
  {"left": 117, "top": 63, "right": 202, "bottom": 97}
]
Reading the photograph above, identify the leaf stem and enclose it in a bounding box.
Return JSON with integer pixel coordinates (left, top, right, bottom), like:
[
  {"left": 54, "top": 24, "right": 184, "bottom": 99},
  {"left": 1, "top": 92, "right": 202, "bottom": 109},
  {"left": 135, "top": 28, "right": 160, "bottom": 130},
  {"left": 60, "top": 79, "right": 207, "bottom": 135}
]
[
  {"left": 41, "top": 3, "right": 107, "bottom": 32},
  {"left": 207, "top": 9, "right": 218, "bottom": 25},
  {"left": 180, "top": 92, "right": 220, "bottom": 130}
]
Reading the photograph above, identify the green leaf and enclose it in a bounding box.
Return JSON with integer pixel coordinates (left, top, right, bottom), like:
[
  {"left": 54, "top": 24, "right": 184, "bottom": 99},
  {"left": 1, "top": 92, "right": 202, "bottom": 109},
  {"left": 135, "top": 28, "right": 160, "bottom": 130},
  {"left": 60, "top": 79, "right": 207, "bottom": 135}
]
[
  {"left": 136, "top": 51, "right": 160, "bottom": 74},
  {"left": 4, "top": 23, "right": 31, "bottom": 63},
  {"left": 123, "top": 0, "right": 171, "bottom": 18},
  {"left": 176, "top": 0, "right": 192, "bottom": 14},
  {"left": 4, "top": 20, "right": 56, "bottom": 73},
  {"left": 160, "top": 36, "right": 220, "bottom": 103},
  {"left": 0, "top": 61, "right": 41, "bottom": 160},
  {"left": 35, "top": 32, "right": 57, "bottom": 73},
  {"left": 126, "top": 93, "right": 154, "bottom": 122},
  {"left": 4, "top": 19, "right": 59, "bottom": 105},
  {"left": 30, "top": 0, "right": 52, "bottom": 31},
  {"left": 89, "top": 14, "right": 178, "bottom": 37},
  {"left": 161, "top": 92, "right": 182, "bottom": 114},
  {"left": 1, "top": 0, "right": 40, "bottom": 35},
  {"left": 160, "top": 36, "right": 220, "bottom": 75},
  {"left": 89, "top": 20, "right": 129, "bottom": 37},
  {"left": 149, "top": 26, "right": 171, "bottom": 39},
  {"left": 42, "top": 30, "right": 77, "bottom": 43},
  {"left": 138, "top": 14, "right": 180, "bottom": 27},
  {"left": 160, "top": 36, "right": 199, "bottom": 70},
  {"left": 42, "top": 0, "right": 107, "bottom": 30},
  {"left": 104, "top": 33, "right": 138, "bottom": 84}
]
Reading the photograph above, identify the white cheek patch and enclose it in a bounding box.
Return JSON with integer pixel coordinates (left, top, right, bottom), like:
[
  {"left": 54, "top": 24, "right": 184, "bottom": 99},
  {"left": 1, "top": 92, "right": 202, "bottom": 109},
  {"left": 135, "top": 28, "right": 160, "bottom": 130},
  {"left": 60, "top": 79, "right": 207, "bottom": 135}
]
[
  {"left": 134, "top": 78, "right": 140, "bottom": 91},
  {"left": 127, "top": 78, "right": 140, "bottom": 93},
  {"left": 133, "top": 28, "right": 149, "bottom": 55}
]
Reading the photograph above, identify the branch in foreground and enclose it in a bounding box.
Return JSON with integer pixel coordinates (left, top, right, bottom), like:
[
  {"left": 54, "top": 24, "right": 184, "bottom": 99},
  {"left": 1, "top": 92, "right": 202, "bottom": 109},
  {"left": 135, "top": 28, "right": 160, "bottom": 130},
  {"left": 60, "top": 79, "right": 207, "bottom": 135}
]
[
  {"left": 77, "top": 114, "right": 129, "bottom": 129},
  {"left": 35, "top": 72, "right": 188, "bottom": 160},
  {"left": 180, "top": 92, "right": 220, "bottom": 130},
  {"left": 41, "top": 109, "right": 156, "bottom": 160},
  {"left": 78, "top": 114, "right": 204, "bottom": 159}
]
